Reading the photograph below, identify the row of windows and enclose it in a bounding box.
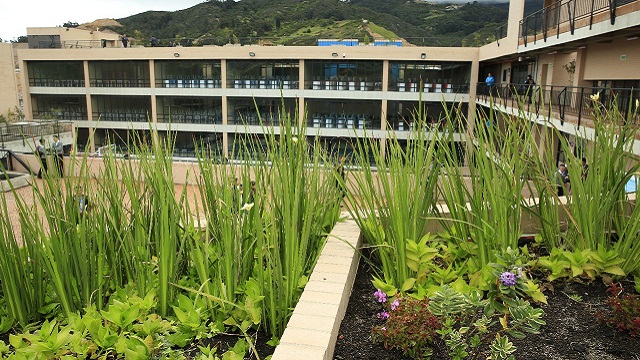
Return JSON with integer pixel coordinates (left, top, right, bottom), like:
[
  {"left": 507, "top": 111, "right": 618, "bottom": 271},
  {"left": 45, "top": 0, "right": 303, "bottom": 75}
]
[
  {"left": 79, "top": 129, "right": 467, "bottom": 166},
  {"left": 28, "top": 60, "right": 472, "bottom": 91},
  {"left": 33, "top": 94, "right": 466, "bottom": 131}
]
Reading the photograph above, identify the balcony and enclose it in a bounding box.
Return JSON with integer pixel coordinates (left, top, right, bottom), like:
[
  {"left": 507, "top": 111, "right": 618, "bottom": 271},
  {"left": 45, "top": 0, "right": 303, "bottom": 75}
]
[
  {"left": 519, "top": 0, "right": 639, "bottom": 47},
  {"left": 476, "top": 83, "right": 640, "bottom": 129}
]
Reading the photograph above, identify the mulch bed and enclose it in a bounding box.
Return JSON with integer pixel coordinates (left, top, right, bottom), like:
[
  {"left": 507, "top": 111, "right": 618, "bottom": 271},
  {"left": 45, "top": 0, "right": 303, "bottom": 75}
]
[{"left": 334, "top": 257, "right": 640, "bottom": 360}]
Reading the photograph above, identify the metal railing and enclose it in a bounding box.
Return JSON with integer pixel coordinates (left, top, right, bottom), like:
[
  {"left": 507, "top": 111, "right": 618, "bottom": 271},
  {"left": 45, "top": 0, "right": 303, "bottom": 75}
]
[
  {"left": 476, "top": 83, "right": 640, "bottom": 127},
  {"left": 519, "top": 0, "right": 637, "bottom": 46},
  {"left": 0, "top": 122, "right": 73, "bottom": 148},
  {"left": 495, "top": 23, "right": 508, "bottom": 46},
  {"left": 39, "top": 35, "right": 468, "bottom": 49}
]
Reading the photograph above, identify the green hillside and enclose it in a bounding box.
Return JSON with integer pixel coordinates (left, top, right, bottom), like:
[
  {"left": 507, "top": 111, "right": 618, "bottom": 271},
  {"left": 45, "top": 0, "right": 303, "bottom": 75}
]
[{"left": 108, "top": 0, "right": 510, "bottom": 47}]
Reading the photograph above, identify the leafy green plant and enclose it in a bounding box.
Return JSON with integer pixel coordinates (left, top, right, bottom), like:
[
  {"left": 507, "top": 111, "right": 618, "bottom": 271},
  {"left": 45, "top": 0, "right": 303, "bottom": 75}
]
[
  {"left": 430, "top": 285, "right": 545, "bottom": 359},
  {"left": 485, "top": 247, "right": 547, "bottom": 315},
  {"left": 537, "top": 247, "right": 625, "bottom": 281}
]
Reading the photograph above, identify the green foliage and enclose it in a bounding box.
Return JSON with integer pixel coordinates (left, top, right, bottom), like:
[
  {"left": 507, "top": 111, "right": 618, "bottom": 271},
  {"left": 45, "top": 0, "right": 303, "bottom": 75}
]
[
  {"left": 429, "top": 286, "right": 545, "bottom": 359},
  {"left": 112, "top": 0, "right": 509, "bottom": 46},
  {"left": 537, "top": 247, "right": 625, "bottom": 282},
  {"left": 485, "top": 247, "right": 547, "bottom": 315},
  {"left": 344, "top": 107, "right": 440, "bottom": 290}
]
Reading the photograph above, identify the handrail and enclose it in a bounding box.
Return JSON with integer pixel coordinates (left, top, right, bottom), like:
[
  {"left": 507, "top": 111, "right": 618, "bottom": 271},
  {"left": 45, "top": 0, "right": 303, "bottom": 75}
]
[
  {"left": 475, "top": 82, "right": 640, "bottom": 126},
  {"left": 558, "top": 87, "right": 568, "bottom": 122},
  {"left": 0, "top": 149, "right": 35, "bottom": 175},
  {"left": 519, "top": 0, "right": 637, "bottom": 46}
]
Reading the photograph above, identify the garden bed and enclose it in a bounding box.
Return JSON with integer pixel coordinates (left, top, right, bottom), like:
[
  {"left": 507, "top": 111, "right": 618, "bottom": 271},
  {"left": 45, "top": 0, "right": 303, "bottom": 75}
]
[{"left": 334, "top": 256, "right": 640, "bottom": 360}]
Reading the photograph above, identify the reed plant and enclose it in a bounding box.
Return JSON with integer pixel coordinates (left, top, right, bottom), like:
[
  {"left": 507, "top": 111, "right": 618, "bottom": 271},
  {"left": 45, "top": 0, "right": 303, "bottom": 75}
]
[
  {"left": 190, "top": 103, "right": 342, "bottom": 336},
  {"left": 343, "top": 103, "right": 440, "bottom": 289},
  {"left": 0, "top": 169, "right": 46, "bottom": 327},
  {"left": 562, "top": 106, "right": 638, "bottom": 252},
  {"left": 437, "top": 102, "right": 534, "bottom": 271}
]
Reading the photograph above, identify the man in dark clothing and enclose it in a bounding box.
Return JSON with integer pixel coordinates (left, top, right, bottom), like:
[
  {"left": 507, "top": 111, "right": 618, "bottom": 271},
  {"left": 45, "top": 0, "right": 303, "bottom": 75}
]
[
  {"left": 525, "top": 74, "right": 535, "bottom": 104},
  {"left": 121, "top": 34, "right": 129, "bottom": 48},
  {"left": 151, "top": 36, "right": 157, "bottom": 47}
]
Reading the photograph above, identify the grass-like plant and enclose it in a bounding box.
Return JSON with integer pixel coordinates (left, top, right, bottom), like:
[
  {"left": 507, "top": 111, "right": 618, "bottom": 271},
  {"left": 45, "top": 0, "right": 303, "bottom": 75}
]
[
  {"left": 437, "top": 102, "right": 533, "bottom": 273},
  {"left": 343, "top": 102, "right": 440, "bottom": 290},
  {"left": 186, "top": 101, "right": 342, "bottom": 336}
]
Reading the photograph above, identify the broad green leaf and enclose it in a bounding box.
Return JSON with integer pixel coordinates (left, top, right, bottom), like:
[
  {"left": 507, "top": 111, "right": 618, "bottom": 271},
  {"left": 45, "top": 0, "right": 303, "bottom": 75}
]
[{"left": 401, "top": 278, "right": 416, "bottom": 292}]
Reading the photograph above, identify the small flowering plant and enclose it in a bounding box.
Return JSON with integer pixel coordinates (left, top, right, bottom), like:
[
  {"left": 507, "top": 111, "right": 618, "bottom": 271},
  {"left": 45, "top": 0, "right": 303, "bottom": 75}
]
[
  {"left": 486, "top": 247, "right": 547, "bottom": 315},
  {"left": 371, "top": 291, "right": 441, "bottom": 359}
]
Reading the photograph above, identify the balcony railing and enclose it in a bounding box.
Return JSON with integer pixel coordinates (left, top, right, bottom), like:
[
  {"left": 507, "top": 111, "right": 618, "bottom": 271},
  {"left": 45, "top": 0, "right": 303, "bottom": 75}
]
[
  {"left": 95, "top": 110, "right": 150, "bottom": 122},
  {"left": 519, "top": 0, "right": 637, "bottom": 46},
  {"left": 476, "top": 83, "right": 640, "bottom": 127},
  {"left": 0, "top": 122, "right": 72, "bottom": 146},
  {"left": 229, "top": 78, "right": 299, "bottom": 90},
  {"left": 89, "top": 79, "right": 151, "bottom": 88},
  {"left": 30, "top": 79, "right": 85, "bottom": 87},
  {"left": 157, "top": 78, "right": 222, "bottom": 88},
  {"left": 305, "top": 79, "right": 382, "bottom": 91},
  {"left": 159, "top": 111, "right": 223, "bottom": 124}
]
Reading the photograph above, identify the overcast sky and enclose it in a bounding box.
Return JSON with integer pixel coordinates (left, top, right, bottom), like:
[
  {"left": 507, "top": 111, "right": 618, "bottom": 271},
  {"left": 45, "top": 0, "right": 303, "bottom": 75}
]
[{"left": 0, "top": 0, "right": 205, "bottom": 41}]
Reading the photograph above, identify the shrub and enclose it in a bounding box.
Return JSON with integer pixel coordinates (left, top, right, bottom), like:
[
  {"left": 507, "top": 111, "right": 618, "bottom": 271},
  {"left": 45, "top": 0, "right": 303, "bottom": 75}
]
[
  {"left": 596, "top": 283, "right": 640, "bottom": 336},
  {"left": 371, "top": 294, "right": 441, "bottom": 359}
]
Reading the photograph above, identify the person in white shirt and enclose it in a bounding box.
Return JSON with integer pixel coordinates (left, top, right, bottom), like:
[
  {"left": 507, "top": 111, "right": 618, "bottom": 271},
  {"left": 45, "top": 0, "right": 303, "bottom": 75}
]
[{"left": 52, "top": 135, "right": 64, "bottom": 177}]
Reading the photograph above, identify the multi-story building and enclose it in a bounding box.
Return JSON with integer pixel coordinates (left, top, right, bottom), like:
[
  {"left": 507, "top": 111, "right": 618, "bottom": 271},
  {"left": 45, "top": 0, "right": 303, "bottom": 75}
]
[
  {"left": 477, "top": 0, "right": 640, "bottom": 160},
  {"left": 11, "top": 0, "right": 640, "bottom": 161}
]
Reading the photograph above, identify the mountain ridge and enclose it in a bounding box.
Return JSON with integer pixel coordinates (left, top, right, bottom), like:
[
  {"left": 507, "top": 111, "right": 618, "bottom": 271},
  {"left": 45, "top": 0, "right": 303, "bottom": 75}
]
[{"left": 91, "top": 0, "right": 541, "bottom": 47}]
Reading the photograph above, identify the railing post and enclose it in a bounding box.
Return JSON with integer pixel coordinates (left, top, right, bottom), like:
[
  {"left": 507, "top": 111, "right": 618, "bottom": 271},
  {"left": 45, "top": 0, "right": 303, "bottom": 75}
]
[
  {"left": 577, "top": 87, "right": 584, "bottom": 128},
  {"left": 609, "top": 0, "right": 617, "bottom": 25},
  {"left": 548, "top": 86, "right": 553, "bottom": 122},
  {"left": 534, "top": 14, "right": 538, "bottom": 44},
  {"left": 543, "top": 8, "right": 549, "bottom": 41},
  {"left": 556, "top": 3, "right": 561, "bottom": 38},
  {"left": 569, "top": 0, "right": 576, "bottom": 35},
  {"left": 590, "top": 0, "right": 596, "bottom": 29}
]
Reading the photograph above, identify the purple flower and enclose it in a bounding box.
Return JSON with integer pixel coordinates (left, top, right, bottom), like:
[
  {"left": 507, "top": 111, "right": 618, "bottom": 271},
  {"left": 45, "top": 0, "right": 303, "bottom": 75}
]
[
  {"left": 500, "top": 271, "right": 517, "bottom": 287},
  {"left": 391, "top": 299, "right": 399, "bottom": 311},
  {"left": 377, "top": 311, "right": 390, "bottom": 320},
  {"left": 374, "top": 289, "right": 387, "bottom": 303}
]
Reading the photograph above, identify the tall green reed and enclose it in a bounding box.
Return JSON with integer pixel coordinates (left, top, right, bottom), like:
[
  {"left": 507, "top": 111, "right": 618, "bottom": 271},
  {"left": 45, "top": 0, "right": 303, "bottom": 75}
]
[
  {"left": 438, "top": 102, "right": 535, "bottom": 270},
  {"left": 190, "top": 102, "right": 342, "bottom": 336},
  {"left": 0, "top": 169, "right": 46, "bottom": 327},
  {"left": 256, "top": 109, "right": 342, "bottom": 335},
  {"left": 343, "top": 102, "right": 440, "bottom": 289}
]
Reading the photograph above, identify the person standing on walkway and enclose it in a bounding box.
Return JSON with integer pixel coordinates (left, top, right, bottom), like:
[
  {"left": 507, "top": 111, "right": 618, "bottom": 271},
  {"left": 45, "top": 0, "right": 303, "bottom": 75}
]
[
  {"left": 52, "top": 135, "right": 64, "bottom": 177},
  {"left": 525, "top": 74, "right": 536, "bottom": 104},
  {"left": 581, "top": 157, "right": 589, "bottom": 181},
  {"left": 485, "top": 72, "right": 495, "bottom": 96},
  {"left": 121, "top": 34, "right": 129, "bottom": 48},
  {"left": 37, "top": 138, "right": 47, "bottom": 178}
]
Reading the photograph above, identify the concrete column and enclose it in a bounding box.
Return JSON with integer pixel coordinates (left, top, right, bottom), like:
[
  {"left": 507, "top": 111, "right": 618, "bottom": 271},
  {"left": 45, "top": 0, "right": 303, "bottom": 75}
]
[
  {"left": 506, "top": 0, "right": 526, "bottom": 42},
  {"left": 81, "top": 61, "right": 95, "bottom": 152},
  {"left": 573, "top": 48, "right": 589, "bottom": 87},
  {"left": 149, "top": 60, "right": 157, "bottom": 123},
  {"left": 221, "top": 59, "right": 228, "bottom": 158},
  {"left": 299, "top": 60, "right": 306, "bottom": 126}
]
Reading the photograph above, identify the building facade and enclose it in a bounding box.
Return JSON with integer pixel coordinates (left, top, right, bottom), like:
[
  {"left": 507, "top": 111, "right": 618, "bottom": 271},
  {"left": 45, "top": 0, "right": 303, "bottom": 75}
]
[{"left": 12, "top": 0, "right": 640, "bottom": 160}]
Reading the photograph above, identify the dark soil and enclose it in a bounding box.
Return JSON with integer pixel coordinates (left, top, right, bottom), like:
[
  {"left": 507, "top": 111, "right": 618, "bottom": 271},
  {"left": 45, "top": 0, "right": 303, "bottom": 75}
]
[
  {"left": 333, "top": 257, "right": 640, "bottom": 360},
  {"left": 182, "top": 331, "right": 275, "bottom": 359}
]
